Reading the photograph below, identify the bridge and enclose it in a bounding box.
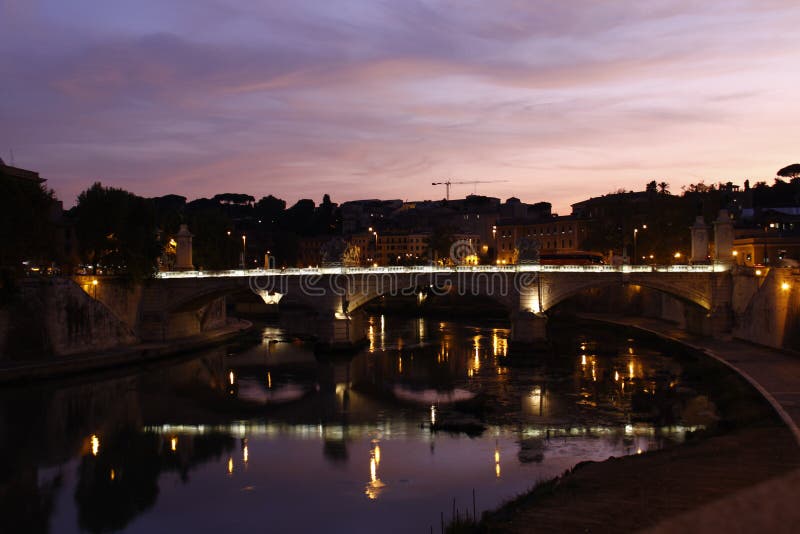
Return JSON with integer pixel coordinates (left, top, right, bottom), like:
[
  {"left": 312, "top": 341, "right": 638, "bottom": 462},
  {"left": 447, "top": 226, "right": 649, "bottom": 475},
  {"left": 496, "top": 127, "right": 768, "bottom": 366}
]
[{"left": 132, "top": 263, "right": 740, "bottom": 350}]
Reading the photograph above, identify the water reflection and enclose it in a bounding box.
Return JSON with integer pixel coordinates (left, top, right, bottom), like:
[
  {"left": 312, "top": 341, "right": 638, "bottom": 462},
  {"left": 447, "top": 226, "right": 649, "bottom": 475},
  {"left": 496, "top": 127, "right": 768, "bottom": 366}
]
[
  {"left": 0, "top": 317, "right": 724, "bottom": 533},
  {"left": 365, "top": 440, "right": 385, "bottom": 500}
]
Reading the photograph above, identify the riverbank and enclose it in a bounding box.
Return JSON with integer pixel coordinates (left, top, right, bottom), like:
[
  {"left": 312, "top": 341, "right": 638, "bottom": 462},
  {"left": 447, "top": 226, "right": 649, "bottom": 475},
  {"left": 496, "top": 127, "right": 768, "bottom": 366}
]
[
  {"left": 475, "top": 315, "right": 800, "bottom": 532},
  {"left": 0, "top": 318, "right": 252, "bottom": 384},
  {"left": 481, "top": 426, "right": 800, "bottom": 532}
]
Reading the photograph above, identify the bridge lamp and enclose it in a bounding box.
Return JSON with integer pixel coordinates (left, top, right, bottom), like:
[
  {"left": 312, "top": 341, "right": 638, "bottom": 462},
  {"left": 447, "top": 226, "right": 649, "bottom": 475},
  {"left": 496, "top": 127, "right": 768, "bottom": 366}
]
[
  {"left": 755, "top": 269, "right": 763, "bottom": 276},
  {"left": 782, "top": 282, "right": 791, "bottom": 291},
  {"left": 674, "top": 252, "right": 681, "bottom": 259}
]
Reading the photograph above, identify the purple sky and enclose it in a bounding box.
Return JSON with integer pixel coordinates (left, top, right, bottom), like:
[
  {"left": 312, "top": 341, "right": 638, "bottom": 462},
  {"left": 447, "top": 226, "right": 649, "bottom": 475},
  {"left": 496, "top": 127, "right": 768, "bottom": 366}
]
[{"left": 2, "top": 1, "right": 800, "bottom": 213}]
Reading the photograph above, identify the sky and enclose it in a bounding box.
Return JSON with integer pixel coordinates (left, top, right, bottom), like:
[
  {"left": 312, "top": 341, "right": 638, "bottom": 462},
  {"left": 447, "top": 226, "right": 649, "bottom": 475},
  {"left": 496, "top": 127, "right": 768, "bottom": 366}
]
[{"left": 2, "top": 0, "right": 800, "bottom": 213}]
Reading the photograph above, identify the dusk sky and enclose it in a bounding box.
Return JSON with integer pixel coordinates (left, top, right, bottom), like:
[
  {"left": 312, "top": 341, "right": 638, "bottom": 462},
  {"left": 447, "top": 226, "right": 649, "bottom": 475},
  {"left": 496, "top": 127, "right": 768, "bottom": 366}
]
[{"left": 2, "top": 1, "right": 800, "bottom": 213}]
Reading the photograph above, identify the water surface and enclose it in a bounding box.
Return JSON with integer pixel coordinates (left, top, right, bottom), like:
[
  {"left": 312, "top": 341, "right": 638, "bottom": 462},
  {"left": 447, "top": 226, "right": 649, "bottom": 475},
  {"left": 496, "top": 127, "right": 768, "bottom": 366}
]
[{"left": 0, "top": 316, "right": 718, "bottom": 533}]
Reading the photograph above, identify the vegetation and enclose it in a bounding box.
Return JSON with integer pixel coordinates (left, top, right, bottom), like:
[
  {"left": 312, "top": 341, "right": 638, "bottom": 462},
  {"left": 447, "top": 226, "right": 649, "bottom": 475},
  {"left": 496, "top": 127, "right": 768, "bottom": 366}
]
[
  {"left": 73, "top": 183, "right": 162, "bottom": 281},
  {"left": 0, "top": 175, "right": 58, "bottom": 299},
  {"left": 777, "top": 163, "right": 800, "bottom": 179}
]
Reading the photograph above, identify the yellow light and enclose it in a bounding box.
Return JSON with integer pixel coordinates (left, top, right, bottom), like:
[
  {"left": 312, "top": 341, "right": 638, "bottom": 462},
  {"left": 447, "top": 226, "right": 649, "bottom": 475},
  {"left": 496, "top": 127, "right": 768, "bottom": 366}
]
[
  {"left": 495, "top": 462, "right": 501, "bottom": 478},
  {"left": 732, "top": 250, "right": 738, "bottom": 256},
  {"left": 629, "top": 362, "right": 635, "bottom": 378},
  {"left": 782, "top": 282, "right": 791, "bottom": 291},
  {"left": 398, "top": 356, "right": 403, "bottom": 374},
  {"left": 494, "top": 449, "right": 500, "bottom": 464},
  {"left": 614, "top": 371, "right": 620, "bottom": 382},
  {"left": 267, "top": 372, "right": 272, "bottom": 389},
  {"left": 92, "top": 279, "right": 98, "bottom": 286},
  {"left": 430, "top": 405, "right": 436, "bottom": 425},
  {"left": 374, "top": 445, "right": 381, "bottom": 466},
  {"left": 227, "top": 457, "right": 233, "bottom": 474},
  {"left": 637, "top": 448, "right": 643, "bottom": 454},
  {"left": 110, "top": 469, "right": 115, "bottom": 481},
  {"left": 370, "top": 456, "right": 377, "bottom": 483},
  {"left": 229, "top": 371, "right": 235, "bottom": 385},
  {"left": 755, "top": 269, "right": 763, "bottom": 276},
  {"left": 170, "top": 437, "right": 177, "bottom": 451},
  {"left": 581, "top": 354, "right": 587, "bottom": 366},
  {"left": 91, "top": 434, "right": 100, "bottom": 456},
  {"left": 673, "top": 252, "right": 681, "bottom": 259},
  {"left": 243, "top": 444, "right": 249, "bottom": 464}
]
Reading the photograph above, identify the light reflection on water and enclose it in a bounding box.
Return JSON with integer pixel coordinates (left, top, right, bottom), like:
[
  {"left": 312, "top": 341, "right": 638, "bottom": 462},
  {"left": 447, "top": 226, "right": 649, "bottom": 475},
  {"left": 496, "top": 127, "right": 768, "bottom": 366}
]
[{"left": 1, "top": 316, "right": 716, "bottom": 533}]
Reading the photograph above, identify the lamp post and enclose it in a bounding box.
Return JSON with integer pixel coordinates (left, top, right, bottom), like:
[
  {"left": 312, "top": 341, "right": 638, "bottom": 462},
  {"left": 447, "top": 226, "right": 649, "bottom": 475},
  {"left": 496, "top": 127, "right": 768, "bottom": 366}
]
[
  {"left": 371, "top": 229, "right": 378, "bottom": 265},
  {"left": 241, "top": 235, "right": 246, "bottom": 269},
  {"left": 632, "top": 225, "right": 647, "bottom": 265}
]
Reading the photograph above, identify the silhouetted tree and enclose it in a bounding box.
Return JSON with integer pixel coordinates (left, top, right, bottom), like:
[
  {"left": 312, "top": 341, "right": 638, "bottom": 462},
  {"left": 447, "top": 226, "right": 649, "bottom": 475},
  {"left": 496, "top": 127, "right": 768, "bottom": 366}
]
[
  {"left": 74, "top": 183, "right": 161, "bottom": 281},
  {"left": 0, "top": 173, "right": 58, "bottom": 278},
  {"left": 255, "top": 195, "right": 286, "bottom": 227},
  {"left": 777, "top": 163, "right": 800, "bottom": 179}
]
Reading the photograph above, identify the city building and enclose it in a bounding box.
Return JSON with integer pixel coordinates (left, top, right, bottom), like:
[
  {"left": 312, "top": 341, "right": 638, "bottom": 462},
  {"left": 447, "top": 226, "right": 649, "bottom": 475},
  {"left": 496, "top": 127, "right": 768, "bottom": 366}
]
[
  {"left": 495, "top": 216, "right": 591, "bottom": 264},
  {"left": 733, "top": 209, "right": 800, "bottom": 266}
]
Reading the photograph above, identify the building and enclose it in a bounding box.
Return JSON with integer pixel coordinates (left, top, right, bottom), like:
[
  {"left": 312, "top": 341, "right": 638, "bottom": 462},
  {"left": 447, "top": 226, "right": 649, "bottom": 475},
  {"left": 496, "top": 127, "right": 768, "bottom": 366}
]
[
  {"left": 733, "top": 210, "right": 800, "bottom": 266},
  {"left": 375, "top": 231, "right": 431, "bottom": 265},
  {"left": 0, "top": 158, "right": 45, "bottom": 185},
  {"left": 495, "top": 216, "right": 591, "bottom": 264}
]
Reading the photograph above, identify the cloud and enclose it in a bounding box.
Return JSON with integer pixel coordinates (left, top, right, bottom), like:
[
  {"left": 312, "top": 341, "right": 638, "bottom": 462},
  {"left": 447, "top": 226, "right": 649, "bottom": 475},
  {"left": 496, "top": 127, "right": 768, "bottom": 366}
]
[{"left": 1, "top": 0, "right": 799, "bottom": 211}]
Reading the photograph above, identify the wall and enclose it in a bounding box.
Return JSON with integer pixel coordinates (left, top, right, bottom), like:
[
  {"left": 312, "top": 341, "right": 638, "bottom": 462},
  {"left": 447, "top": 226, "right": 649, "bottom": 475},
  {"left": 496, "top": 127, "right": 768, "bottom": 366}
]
[
  {"left": 72, "top": 275, "right": 142, "bottom": 335},
  {"left": 1, "top": 278, "right": 138, "bottom": 360},
  {"left": 732, "top": 268, "right": 800, "bottom": 350}
]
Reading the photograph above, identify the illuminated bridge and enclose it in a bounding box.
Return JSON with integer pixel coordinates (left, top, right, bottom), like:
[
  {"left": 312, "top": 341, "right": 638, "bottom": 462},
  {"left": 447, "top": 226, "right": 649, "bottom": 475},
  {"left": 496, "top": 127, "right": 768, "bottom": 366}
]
[{"left": 139, "top": 263, "right": 740, "bottom": 349}]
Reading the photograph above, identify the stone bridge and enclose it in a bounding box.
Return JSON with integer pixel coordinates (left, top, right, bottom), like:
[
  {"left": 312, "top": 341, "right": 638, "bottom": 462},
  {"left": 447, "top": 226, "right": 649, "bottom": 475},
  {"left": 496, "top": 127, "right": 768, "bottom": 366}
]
[{"left": 134, "top": 264, "right": 736, "bottom": 350}]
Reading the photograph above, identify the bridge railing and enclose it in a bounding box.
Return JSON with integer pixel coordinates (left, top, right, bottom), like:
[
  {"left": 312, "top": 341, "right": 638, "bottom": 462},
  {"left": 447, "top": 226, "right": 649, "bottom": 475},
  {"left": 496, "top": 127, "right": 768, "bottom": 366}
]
[{"left": 155, "top": 263, "right": 731, "bottom": 279}]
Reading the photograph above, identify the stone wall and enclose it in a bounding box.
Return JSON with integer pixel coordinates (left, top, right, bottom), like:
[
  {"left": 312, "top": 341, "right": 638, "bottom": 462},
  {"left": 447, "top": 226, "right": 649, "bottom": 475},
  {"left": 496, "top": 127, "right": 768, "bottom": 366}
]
[
  {"left": 732, "top": 268, "right": 800, "bottom": 350},
  {"left": 1, "top": 278, "right": 137, "bottom": 360},
  {"left": 72, "top": 275, "right": 142, "bottom": 335}
]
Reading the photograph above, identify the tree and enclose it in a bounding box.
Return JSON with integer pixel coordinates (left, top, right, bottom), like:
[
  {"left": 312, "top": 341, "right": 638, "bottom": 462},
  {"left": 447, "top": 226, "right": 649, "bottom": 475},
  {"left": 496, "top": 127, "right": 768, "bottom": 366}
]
[
  {"left": 658, "top": 182, "right": 670, "bottom": 195},
  {"left": 0, "top": 175, "right": 57, "bottom": 273},
  {"left": 74, "top": 183, "right": 161, "bottom": 281},
  {"left": 255, "top": 195, "right": 286, "bottom": 227},
  {"left": 645, "top": 180, "right": 658, "bottom": 194},
  {"left": 777, "top": 163, "right": 800, "bottom": 179}
]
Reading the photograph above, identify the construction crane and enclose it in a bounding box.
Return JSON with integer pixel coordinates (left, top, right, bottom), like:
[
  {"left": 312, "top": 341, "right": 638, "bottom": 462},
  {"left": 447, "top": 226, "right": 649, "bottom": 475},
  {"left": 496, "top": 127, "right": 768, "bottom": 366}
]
[{"left": 431, "top": 180, "right": 509, "bottom": 201}]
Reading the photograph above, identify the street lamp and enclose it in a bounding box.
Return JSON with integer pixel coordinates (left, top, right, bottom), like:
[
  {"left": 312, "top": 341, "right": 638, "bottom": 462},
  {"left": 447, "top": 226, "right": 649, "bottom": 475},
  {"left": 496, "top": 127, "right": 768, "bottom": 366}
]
[
  {"left": 372, "top": 230, "right": 378, "bottom": 265},
  {"left": 632, "top": 225, "right": 647, "bottom": 265}
]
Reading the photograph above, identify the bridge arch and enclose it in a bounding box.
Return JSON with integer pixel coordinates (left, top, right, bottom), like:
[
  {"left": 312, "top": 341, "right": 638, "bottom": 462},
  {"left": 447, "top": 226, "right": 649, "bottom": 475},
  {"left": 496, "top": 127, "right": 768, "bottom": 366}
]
[
  {"left": 539, "top": 273, "right": 713, "bottom": 312},
  {"left": 344, "top": 271, "right": 517, "bottom": 314}
]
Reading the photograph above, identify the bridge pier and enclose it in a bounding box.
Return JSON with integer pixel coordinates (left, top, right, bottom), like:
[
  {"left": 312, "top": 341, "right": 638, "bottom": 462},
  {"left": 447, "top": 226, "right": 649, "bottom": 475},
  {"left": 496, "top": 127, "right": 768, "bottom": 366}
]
[
  {"left": 314, "top": 311, "right": 367, "bottom": 354},
  {"left": 509, "top": 311, "right": 550, "bottom": 353}
]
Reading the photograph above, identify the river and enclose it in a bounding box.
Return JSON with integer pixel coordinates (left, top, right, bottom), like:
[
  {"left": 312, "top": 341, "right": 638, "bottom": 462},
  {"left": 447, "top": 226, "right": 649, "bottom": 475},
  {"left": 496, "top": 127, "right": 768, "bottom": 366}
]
[{"left": 0, "top": 315, "right": 724, "bottom": 533}]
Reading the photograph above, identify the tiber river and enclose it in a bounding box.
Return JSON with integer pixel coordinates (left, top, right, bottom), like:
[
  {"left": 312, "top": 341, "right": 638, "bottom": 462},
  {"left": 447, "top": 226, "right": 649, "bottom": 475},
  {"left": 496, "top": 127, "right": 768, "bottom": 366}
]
[{"left": 1, "top": 315, "right": 723, "bottom": 533}]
